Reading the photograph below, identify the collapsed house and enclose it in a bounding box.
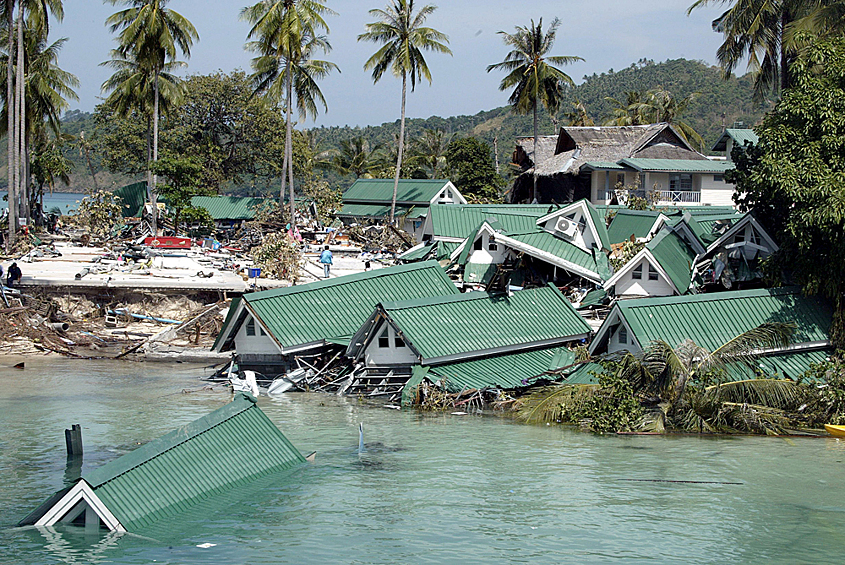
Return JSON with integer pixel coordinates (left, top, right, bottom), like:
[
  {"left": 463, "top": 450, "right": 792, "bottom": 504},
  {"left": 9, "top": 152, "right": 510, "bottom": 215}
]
[
  {"left": 190, "top": 195, "right": 267, "bottom": 231},
  {"left": 212, "top": 261, "right": 460, "bottom": 376},
  {"left": 588, "top": 287, "right": 833, "bottom": 380},
  {"left": 336, "top": 179, "right": 466, "bottom": 242},
  {"left": 21, "top": 394, "right": 307, "bottom": 533},
  {"left": 345, "top": 284, "right": 592, "bottom": 403},
  {"left": 448, "top": 199, "right": 613, "bottom": 289},
  {"left": 606, "top": 206, "right": 739, "bottom": 245},
  {"left": 511, "top": 123, "right": 736, "bottom": 206}
]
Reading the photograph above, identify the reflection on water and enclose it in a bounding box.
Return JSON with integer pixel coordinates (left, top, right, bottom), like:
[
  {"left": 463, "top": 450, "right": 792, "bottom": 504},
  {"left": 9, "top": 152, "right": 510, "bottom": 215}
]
[{"left": 2, "top": 357, "right": 845, "bottom": 564}]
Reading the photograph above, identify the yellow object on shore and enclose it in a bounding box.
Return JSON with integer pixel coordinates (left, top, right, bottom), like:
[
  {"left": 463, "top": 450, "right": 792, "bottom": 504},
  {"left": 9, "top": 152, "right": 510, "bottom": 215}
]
[{"left": 824, "top": 424, "right": 845, "bottom": 437}]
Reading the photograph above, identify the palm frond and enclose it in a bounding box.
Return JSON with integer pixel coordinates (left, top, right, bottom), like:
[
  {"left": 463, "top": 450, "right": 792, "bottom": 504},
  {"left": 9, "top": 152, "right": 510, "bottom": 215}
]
[{"left": 515, "top": 383, "right": 598, "bottom": 425}]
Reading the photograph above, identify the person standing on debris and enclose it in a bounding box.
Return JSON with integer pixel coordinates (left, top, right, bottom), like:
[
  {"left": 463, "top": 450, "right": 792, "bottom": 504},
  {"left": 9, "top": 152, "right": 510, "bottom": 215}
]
[
  {"left": 319, "top": 245, "right": 333, "bottom": 278},
  {"left": 7, "top": 262, "right": 21, "bottom": 287}
]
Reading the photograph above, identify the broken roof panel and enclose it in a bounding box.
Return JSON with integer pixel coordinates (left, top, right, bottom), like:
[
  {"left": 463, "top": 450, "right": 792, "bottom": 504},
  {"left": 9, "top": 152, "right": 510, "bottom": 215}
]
[
  {"left": 607, "top": 209, "right": 660, "bottom": 243},
  {"left": 214, "top": 261, "right": 459, "bottom": 352},
  {"left": 503, "top": 230, "right": 608, "bottom": 282},
  {"left": 23, "top": 394, "right": 306, "bottom": 533},
  {"left": 427, "top": 203, "right": 552, "bottom": 240}
]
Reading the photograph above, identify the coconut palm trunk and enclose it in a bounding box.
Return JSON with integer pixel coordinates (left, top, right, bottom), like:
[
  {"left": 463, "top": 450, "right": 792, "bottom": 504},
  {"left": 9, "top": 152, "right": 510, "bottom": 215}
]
[
  {"left": 15, "top": 7, "right": 23, "bottom": 228},
  {"left": 150, "top": 70, "right": 160, "bottom": 236},
  {"left": 390, "top": 72, "right": 407, "bottom": 225},
  {"left": 286, "top": 60, "right": 295, "bottom": 225},
  {"left": 6, "top": 0, "right": 14, "bottom": 248},
  {"left": 532, "top": 100, "right": 538, "bottom": 203}
]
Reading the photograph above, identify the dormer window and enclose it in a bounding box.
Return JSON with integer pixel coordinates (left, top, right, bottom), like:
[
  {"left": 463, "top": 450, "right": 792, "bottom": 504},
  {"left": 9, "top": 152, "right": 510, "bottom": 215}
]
[
  {"left": 378, "top": 329, "right": 390, "bottom": 349},
  {"left": 632, "top": 263, "right": 643, "bottom": 280},
  {"left": 474, "top": 238, "right": 483, "bottom": 251},
  {"left": 648, "top": 265, "right": 659, "bottom": 281},
  {"left": 246, "top": 318, "right": 256, "bottom": 336},
  {"left": 618, "top": 326, "right": 628, "bottom": 344}
]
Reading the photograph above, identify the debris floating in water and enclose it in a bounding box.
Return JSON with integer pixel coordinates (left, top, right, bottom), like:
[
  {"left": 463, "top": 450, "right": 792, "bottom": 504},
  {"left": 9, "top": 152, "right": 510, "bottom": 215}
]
[
  {"left": 196, "top": 543, "right": 217, "bottom": 549},
  {"left": 619, "top": 479, "right": 743, "bottom": 485}
]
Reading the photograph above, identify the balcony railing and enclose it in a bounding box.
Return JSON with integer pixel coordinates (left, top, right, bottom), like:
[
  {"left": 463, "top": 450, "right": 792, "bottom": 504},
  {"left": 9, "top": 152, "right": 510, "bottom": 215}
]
[
  {"left": 657, "top": 190, "right": 701, "bottom": 203},
  {"left": 597, "top": 189, "right": 701, "bottom": 204}
]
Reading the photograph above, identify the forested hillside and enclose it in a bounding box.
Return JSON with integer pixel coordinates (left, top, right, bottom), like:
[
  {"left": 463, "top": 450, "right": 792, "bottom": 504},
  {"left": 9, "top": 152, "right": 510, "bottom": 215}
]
[{"left": 10, "top": 57, "right": 768, "bottom": 194}]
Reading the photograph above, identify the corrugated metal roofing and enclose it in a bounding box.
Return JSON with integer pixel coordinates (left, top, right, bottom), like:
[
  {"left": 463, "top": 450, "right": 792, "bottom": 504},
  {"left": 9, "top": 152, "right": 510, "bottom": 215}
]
[
  {"left": 397, "top": 242, "right": 437, "bottom": 262},
  {"left": 723, "top": 348, "right": 832, "bottom": 382},
  {"left": 615, "top": 287, "right": 832, "bottom": 352},
  {"left": 618, "top": 159, "right": 736, "bottom": 173},
  {"left": 231, "top": 261, "right": 459, "bottom": 351},
  {"left": 607, "top": 210, "right": 659, "bottom": 243},
  {"left": 379, "top": 285, "right": 592, "bottom": 363},
  {"left": 505, "top": 231, "right": 604, "bottom": 275},
  {"left": 426, "top": 346, "right": 577, "bottom": 392},
  {"left": 711, "top": 128, "right": 760, "bottom": 152},
  {"left": 581, "top": 161, "right": 627, "bottom": 170},
  {"left": 428, "top": 203, "right": 552, "bottom": 240},
  {"left": 113, "top": 181, "right": 148, "bottom": 218},
  {"left": 647, "top": 230, "right": 697, "bottom": 294},
  {"left": 336, "top": 203, "right": 423, "bottom": 219},
  {"left": 83, "top": 394, "right": 304, "bottom": 532},
  {"left": 342, "top": 178, "right": 450, "bottom": 204},
  {"left": 585, "top": 200, "right": 612, "bottom": 250},
  {"left": 190, "top": 196, "right": 267, "bottom": 220}
]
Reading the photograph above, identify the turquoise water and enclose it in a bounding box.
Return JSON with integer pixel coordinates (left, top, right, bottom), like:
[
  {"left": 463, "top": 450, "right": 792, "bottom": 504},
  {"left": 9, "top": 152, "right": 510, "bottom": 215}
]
[
  {"left": 0, "top": 192, "right": 82, "bottom": 214},
  {"left": 1, "top": 357, "right": 844, "bottom": 564}
]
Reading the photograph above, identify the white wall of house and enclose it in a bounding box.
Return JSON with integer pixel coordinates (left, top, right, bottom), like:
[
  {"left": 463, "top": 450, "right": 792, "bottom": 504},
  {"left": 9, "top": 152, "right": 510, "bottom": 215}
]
[
  {"left": 541, "top": 207, "right": 598, "bottom": 251},
  {"left": 403, "top": 217, "right": 426, "bottom": 242},
  {"left": 607, "top": 318, "right": 639, "bottom": 354},
  {"left": 432, "top": 185, "right": 460, "bottom": 204},
  {"left": 234, "top": 314, "right": 280, "bottom": 354},
  {"left": 364, "top": 323, "right": 418, "bottom": 367},
  {"left": 613, "top": 258, "right": 675, "bottom": 297},
  {"left": 591, "top": 171, "right": 633, "bottom": 203},
  {"left": 700, "top": 174, "right": 736, "bottom": 207}
]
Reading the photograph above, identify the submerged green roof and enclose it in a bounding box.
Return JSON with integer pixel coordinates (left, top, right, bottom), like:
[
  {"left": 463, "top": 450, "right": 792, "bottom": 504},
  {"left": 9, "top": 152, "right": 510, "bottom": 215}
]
[
  {"left": 343, "top": 178, "right": 453, "bottom": 205},
  {"left": 215, "top": 261, "right": 459, "bottom": 352},
  {"left": 190, "top": 196, "right": 267, "bottom": 220},
  {"left": 428, "top": 203, "right": 552, "bottom": 240},
  {"left": 424, "top": 346, "right": 577, "bottom": 392},
  {"left": 374, "top": 285, "right": 592, "bottom": 363},
  {"left": 613, "top": 287, "right": 832, "bottom": 352},
  {"left": 646, "top": 229, "right": 698, "bottom": 294},
  {"left": 28, "top": 394, "right": 305, "bottom": 532}
]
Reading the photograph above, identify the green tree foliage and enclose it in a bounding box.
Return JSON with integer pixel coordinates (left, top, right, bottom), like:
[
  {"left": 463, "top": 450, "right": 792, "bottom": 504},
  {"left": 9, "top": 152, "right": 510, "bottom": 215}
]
[
  {"left": 729, "top": 37, "right": 845, "bottom": 348},
  {"left": 444, "top": 137, "right": 503, "bottom": 202},
  {"left": 359, "top": 0, "right": 451, "bottom": 224},
  {"left": 150, "top": 155, "right": 211, "bottom": 234},
  {"left": 407, "top": 127, "right": 450, "bottom": 178},
  {"left": 330, "top": 136, "right": 383, "bottom": 178},
  {"left": 70, "top": 189, "right": 122, "bottom": 236}
]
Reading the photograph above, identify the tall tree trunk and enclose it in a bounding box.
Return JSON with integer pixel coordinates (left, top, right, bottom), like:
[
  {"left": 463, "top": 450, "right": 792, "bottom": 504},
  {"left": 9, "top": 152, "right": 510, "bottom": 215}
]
[
  {"left": 23, "top": 128, "right": 30, "bottom": 226},
  {"left": 14, "top": 7, "right": 23, "bottom": 230},
  {"left": 532, "top": 101, "right": 538, "bottom": 203},
  {"left": 285, "top": 58, "right": 295, "bottom": 226},
  {"left": 279, "top": 55, "right": 291, "bottom": 223},
  {"left": 390, "top": 72, "right": 407, "bottom": 225},
  {"left": 6, "top": 0, "right": 14, "bottom": 248},
  {"left": 151, "top": 70, "right": 160, "bottom": 236}
]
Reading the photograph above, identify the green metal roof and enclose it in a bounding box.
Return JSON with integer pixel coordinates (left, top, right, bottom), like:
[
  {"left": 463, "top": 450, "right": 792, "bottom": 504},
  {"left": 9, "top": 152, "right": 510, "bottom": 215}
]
[
  {"left": 618, "top": 159, "right": 736, "bottom": 173},
  {"left": 581, "top": 161, "right": 627, "bottom": 171},
  {"left": 614, "top": 287, "right": 832, "bottom": 352},
  {"left": 336, "top": 203, "right": 423, "bottom": 219},
  {"left": 722, "top": 348, "right": 833, "bottom": 382},
  {"left": 578, "top": 288, "right": 608, "bottom": 309},
  {"left": 425, "top": 346, "right": 577, "bottom": 392},
  {"left": 584, "top": 200, "right": 612, "bottom": 250},
  {"left": 504, "top": 230, "right": 607, "bottom": 280},
  {"left": 646, "top": 230, "right": 697, "bottom": 294},
  {"left": 113, "top": 181, "right": 148, "bottom": 218},
  {"left": 607, "top": 209, "right": 660, "bottom": 243},
  {"left": 397, "top": 242, "right": 437, "bottom": 262},
  {"left": 83, "top": 394, "right": 304, "bottom": 532},
  {"left": 215, "top": 261, "right": 459, "bottom": 352},
  {"left": 712, "top": 128, "right": 759, "bottom": 152},
  {"left": 342, "top": 178, "right": 451, "bottom": 205},
  {"left": 562, "top": 362, "right": 603, "bottom": 385},
  {"left": 374, "top": 285, "right": 592, "bottom": 363},
  {"left": 190, "top": 196, "right": 267, "bottom": 220},
  {"left": 428, "top": 203, "right": 552, "bottom": 240}
]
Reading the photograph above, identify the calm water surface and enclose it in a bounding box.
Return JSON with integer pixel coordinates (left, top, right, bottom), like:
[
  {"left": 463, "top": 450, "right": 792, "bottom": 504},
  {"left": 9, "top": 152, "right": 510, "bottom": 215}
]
[{"left": 1, "top": 357, "right": 843, "bottom": 564}]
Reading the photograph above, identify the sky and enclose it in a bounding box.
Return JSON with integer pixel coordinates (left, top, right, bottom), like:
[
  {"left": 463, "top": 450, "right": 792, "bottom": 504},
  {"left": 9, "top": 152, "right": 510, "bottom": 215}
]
[{"left": 53, "top": 0, "right": 729, "bottom": 129}]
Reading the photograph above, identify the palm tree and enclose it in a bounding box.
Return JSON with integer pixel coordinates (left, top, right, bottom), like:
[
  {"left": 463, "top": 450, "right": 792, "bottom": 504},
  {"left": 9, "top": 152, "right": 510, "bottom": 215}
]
[
  {"left": 331, "top": 136, "right": 383, "bottom": 178},
  {"left": 245, "top": 9, "right": 337, "bottom": 223},
  {"left": 408, "top": 127, "right": 450, "bottom": 178},
  {"left": 518, "top": 322, "right": 796, "bottom": 433},
  {"left": 603, "top": 90, "right": 649, "bottom": 126},
  {"left": 487, "top": 17, "right": 582, "bottom": 203},
  {"left": 562, "top": 98, "right": 594, "bottom": 127},
  {"left": 640, "top": 87, "right": 705, "bottom": 151},
  {"left": 359, "top": 0, "right": 451, "bottom": 224},
  {"left": 105, "top": 0, "right": 198, "bottom": 235},
  {"left": 687, "top": 0, "right": 814, "bottom": 101}
]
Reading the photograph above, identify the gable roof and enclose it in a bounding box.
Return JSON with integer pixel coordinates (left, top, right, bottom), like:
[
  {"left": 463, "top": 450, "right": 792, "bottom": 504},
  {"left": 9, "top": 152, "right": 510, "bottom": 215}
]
[
  {"left": 191, "top": 196, "right": 266, "bottom": 221},
  {"left": 349, "top": 285, "right": 592, "bottom": 365},
  {"left": 426, "top": 203, "right": 553, "bottom": 240},
  {"left": 700, "top": 212, "right": 779, "bottom": 258},
  {"left": 24, "top": 394, "right": 305, "bottom": 532},
  {"left": 590, "top": 287, "right": 832, "bottom": 355},
  {"left": 517, "top": 123, "right": 706, "bottom": 177},
  {"left": 607, "top": 209, "right": 661, "bottom": 243},
  {"left": 604, "top": 229, "right": 697, "bottom": 296},
  {"left": 712, "top": 128, "right": 759, "bottom": 152},
  {"left": 502, "top": 231, "right": 612, "bottom": 282},
  {"left": 213, "top": 261, "right": 459, "bottom": 353},
  {"left": 536, "top": 199, "right": 612, "bottom": 251},
  {"left": 342, "top": 179, "right": 458, "bottom": 205},
  {"left": 336, "top": 203, "right": 426, "bottom": 220}
]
